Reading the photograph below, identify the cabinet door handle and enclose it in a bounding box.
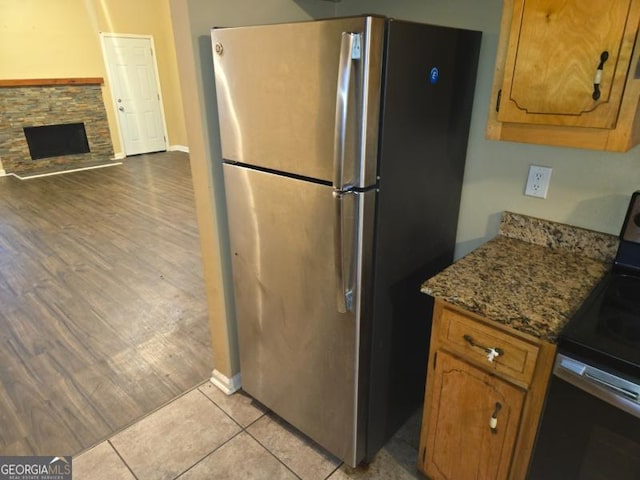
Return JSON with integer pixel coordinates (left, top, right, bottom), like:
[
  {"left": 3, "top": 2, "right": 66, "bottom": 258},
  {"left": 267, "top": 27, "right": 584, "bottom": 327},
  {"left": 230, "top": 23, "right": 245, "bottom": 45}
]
[
  {"left": 592, "top": 51, "right": 609, "bottom": 100},
  {"left": 489, "top": 402, "right": 502, "bottom": 434},
  {"left": 463, "top": 334, "right": 504, "bottom": 362}
]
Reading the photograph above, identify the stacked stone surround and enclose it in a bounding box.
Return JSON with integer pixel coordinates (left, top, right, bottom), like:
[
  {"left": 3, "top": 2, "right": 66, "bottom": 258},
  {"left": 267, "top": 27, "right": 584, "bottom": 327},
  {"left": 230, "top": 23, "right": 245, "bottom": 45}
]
[{"left": 0, "top": 84, "right": 114, "bottom": 175}]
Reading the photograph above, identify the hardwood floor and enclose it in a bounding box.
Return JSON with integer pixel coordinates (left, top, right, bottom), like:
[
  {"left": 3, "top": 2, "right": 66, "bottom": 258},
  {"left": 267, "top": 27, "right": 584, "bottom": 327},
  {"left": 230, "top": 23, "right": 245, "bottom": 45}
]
[{"left": 0, "top": 152, "right": 213, "bottom": 455}]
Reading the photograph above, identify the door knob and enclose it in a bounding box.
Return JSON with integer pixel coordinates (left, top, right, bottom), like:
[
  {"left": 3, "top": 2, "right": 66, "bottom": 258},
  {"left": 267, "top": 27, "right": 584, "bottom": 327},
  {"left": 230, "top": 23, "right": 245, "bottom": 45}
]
[{"left": 118, "top": 106, "right": 125, "bottom": 112}]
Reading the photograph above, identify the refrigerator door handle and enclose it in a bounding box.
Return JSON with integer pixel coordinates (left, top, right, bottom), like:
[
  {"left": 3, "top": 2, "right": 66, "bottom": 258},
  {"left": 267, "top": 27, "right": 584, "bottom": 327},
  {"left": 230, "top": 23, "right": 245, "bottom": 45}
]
[
  {"left": 333, "top": 32, "right": 361, "bottom": 190},
  {"left": 333, "top": 190, "right": 356, "bottom": 313}
]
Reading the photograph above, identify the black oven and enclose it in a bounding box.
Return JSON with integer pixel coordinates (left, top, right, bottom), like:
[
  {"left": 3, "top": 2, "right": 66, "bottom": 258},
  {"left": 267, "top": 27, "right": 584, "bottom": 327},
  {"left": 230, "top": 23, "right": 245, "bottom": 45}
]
[
  {"left": 528, "top": 192, "right": 640, "bottom": 479},
  {"left": 528, "top": 353, "right": 640, "bottom": 479}
]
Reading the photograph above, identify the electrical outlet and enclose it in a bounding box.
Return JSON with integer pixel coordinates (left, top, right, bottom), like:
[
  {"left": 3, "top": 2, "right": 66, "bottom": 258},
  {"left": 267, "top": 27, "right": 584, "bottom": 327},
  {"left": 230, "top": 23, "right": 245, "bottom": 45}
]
[{"left": 525, "top": 165, "right": 552, "bottom": 199}]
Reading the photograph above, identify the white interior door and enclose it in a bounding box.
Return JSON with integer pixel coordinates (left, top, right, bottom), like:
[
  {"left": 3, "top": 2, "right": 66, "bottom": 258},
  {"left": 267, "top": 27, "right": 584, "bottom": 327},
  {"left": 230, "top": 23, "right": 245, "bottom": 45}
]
[{"left": 102, "top": 35, "right": 167, "bottom": 156}]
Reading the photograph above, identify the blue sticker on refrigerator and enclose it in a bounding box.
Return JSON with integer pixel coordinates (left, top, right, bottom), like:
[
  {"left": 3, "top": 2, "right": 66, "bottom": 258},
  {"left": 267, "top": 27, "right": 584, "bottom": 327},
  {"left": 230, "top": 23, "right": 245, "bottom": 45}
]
[{"left": 429, "top": 67, "right": 439, "bottom": 84}]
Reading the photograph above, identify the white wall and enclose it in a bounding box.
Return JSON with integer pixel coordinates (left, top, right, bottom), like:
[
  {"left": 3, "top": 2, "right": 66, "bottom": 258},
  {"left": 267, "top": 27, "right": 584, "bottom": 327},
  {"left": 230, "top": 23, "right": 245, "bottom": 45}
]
[{"left": 331, "top": 0, "right": 640, "bottom": 257}]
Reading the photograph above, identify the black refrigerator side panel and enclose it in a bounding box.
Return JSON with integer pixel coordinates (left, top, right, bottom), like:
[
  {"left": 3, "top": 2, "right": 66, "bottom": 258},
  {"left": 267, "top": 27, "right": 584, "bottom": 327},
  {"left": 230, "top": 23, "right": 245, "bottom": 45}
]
[{"left": 366, "top": 20, "right": 481, "bottom": 459}]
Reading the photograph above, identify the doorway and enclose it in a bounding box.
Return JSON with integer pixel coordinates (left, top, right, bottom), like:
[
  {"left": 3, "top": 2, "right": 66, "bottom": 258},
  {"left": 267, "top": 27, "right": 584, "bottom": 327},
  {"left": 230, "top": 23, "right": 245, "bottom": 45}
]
[{"left": 101, "top": 34, "right": 167, "bottom": 156}]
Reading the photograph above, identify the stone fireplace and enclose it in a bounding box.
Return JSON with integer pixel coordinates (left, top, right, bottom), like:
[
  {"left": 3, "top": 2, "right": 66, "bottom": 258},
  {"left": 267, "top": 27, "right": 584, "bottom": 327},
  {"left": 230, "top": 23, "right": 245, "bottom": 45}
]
[{"left": 0, "top": 78, "right": 115, "bottom": 177}]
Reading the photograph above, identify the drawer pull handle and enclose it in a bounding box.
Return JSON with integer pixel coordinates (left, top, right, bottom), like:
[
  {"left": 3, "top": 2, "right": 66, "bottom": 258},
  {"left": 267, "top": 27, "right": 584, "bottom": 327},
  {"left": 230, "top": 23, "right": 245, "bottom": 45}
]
[
  {"left": 592, "top": 50, "right": 609, "bottom": 101},
  {"left": 463, "top": 334, "right": 504, "bottom": 362},
  {"left": 490, "top": 402, "right": 502, "bottom": 434}
]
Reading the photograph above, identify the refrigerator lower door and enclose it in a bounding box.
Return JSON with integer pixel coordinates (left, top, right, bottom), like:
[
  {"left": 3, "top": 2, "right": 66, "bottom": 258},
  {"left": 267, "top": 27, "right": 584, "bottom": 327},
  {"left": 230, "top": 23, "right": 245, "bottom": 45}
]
[{"left": 223, "top": 163, "right": 374, "bottom": 465}]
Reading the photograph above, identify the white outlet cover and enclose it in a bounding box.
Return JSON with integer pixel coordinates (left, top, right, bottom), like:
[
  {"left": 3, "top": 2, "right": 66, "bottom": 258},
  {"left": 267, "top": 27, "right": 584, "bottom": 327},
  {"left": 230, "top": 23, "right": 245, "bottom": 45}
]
[{"left": 525, "top": 165, "right": 552, "bottom": 199}]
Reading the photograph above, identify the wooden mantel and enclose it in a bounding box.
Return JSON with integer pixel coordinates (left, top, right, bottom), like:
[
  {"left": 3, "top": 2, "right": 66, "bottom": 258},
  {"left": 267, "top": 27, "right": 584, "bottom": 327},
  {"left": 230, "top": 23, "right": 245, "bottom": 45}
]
[{"left": 0, "top": 78, "right": 104, "bottom": 87}]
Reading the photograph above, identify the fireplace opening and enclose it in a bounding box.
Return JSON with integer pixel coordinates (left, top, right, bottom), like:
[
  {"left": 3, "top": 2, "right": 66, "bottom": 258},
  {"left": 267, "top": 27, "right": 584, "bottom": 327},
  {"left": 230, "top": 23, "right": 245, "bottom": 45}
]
[{"left": 23, "top": 122, "right": 90, "bottom": 160}]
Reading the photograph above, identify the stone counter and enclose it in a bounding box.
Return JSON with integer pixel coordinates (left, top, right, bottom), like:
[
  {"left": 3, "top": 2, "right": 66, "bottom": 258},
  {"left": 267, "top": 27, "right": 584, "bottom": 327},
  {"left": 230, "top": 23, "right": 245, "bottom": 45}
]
[{"left": 421, "top": 212, "right": 618, "bottom": 343}]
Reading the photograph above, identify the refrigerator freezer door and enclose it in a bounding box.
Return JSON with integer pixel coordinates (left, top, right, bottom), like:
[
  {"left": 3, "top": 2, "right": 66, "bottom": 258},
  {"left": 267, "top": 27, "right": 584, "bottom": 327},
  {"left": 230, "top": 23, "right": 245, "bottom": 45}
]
[
  {"left": 212, "top": 17, "right": 383, "bottom": 188},
  {"left": 223, "top": 163, "right": 374, "bottom": 465}
]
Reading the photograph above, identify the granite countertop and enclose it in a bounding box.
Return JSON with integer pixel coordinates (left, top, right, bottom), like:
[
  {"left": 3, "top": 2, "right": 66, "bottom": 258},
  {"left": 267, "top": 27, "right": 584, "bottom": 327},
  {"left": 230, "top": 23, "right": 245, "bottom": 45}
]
[{"left": 422, "top": 212, "right": 619, "bottom": 343}]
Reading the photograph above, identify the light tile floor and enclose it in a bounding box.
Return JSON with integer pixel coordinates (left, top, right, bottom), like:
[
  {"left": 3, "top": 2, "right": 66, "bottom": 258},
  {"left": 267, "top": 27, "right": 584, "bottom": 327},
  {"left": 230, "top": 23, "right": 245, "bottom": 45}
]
[{"left": 74, "top": 381, "right": 424, "bottom": 480}]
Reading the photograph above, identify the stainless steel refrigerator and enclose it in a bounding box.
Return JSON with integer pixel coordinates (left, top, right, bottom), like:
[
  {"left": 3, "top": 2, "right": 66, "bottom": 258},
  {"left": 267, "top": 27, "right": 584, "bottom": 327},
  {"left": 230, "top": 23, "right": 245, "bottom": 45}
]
[{"left": 211, "top": 16, "right": 481, "bottom": 466}]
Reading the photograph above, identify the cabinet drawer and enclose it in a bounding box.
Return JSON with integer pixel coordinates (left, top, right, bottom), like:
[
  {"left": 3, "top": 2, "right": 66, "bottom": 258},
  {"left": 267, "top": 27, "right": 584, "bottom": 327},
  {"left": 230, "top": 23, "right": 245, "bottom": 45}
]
[{"left": 438, "top": 306, "right": 540, "bottom": 386}]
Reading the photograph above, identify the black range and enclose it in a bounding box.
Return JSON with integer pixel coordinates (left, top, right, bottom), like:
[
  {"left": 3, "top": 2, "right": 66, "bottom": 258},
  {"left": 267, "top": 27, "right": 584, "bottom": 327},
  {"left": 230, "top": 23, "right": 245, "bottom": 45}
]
[
  {"left": 529, "top": 191, "right": 640, "bottom": 479},
  {"left": 562, "top": 191, "right": 640, "bottom": 387}
]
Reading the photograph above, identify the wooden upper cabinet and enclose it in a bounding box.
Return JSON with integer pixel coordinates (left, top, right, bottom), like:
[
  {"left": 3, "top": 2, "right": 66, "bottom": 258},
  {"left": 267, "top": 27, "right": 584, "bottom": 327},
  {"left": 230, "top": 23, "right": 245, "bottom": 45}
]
[
  {"left": 499, "top": 0, "right": 636, "bottom": 128},
  {"left": 487, "top": 0, "right": 640, "bottom": 151}
]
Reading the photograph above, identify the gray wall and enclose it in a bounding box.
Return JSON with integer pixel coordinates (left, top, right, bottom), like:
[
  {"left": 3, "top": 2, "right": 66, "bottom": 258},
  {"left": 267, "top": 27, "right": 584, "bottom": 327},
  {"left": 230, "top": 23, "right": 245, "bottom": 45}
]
[
  {"left": 171, "top": 0, "right": 640, "bottom": 378},
  {"left": 329, "top": 0, "right": 640, "bottom": 257}
]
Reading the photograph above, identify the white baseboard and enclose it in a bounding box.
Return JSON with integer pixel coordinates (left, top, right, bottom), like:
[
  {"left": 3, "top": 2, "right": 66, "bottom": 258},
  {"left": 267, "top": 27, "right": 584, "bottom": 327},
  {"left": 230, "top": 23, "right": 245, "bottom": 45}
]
[
  {"left": 10, "top": 162, "right": 123, "bottom": 180},
  {"left": 169, "top": 145, "right": 189, "bottom": 153},
  {"left": 210, "top": 369, "right": 242, "bottom": 395},
  {"left": 113, "top": 147, "right": 188, "bottom": 159},
  {"left": 0, "top": 169, "right": 6, "bottom": 177}
]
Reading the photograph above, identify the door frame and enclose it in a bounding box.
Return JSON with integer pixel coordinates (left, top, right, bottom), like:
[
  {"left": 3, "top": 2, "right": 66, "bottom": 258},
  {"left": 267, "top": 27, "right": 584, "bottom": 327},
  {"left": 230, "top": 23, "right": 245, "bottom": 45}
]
[{"left": 100, "top": 33, "right": 169, "bottom": 158}]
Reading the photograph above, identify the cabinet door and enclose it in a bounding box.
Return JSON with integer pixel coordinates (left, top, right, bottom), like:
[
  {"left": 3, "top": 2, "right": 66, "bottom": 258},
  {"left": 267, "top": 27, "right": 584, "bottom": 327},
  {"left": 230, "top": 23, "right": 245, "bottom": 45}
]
[
  {"left": 421, "top": 351, "right": 525, "bottom": 480},
  {"left": 497, "top": 0, "right": 637, "bottom": 128}
]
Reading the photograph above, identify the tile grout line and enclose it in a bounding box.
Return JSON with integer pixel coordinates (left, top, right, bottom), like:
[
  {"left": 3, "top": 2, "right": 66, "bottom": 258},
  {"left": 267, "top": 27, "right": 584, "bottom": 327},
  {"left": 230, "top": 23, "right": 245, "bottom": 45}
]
[
  {"left": 105, "top": 385, "right": 242, "bottom": 480},
  {"left": 195, "top": 387, "right": 303, "bottom": 479},
  {"left": 324, "top": 462, "right": 343, "bottom": 480},
  {"left": 242, "top": 414, "right": 344, "bottom": 480},
  {"left": 102, "top": 382, "right": 333, "bottom": 480},
  {"left": 243, "top": 428, "right": 303, "bottom": 480},
  {"left": 107, "top": 439, "right": 140, "bottom": 480},
  {"left": 164, "top": 387, "right": 252, "bottom": 479},
  {"left": 195, "top": 386, "right": 248, "bottom": 430},
  {"left": 168, "top": 385, "right": 288, "bottom": 479},
  {"left": 168, "top": 429, "right": 245, "bottom": 480}
]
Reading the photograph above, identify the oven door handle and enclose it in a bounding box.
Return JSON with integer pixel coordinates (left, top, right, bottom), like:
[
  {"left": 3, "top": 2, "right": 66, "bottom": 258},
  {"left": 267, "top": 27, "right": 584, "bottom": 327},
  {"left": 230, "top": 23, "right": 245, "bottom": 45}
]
[
  {"left": 555, "top": 354, "right": 640, "bottom": 419},
  {"left": 584, "top": 372, "right": 639, "bottom": 401}
]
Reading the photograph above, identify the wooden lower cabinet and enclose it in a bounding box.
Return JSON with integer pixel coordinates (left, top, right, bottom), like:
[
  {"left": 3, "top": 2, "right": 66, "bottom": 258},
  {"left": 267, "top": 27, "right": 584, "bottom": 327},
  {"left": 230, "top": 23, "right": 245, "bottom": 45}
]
[
  {"left": 423, "top": 351, "right": 525, "bottom": 479},
  {"left": 418, "top": 300, "right": 556, "bottom": 480}
]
